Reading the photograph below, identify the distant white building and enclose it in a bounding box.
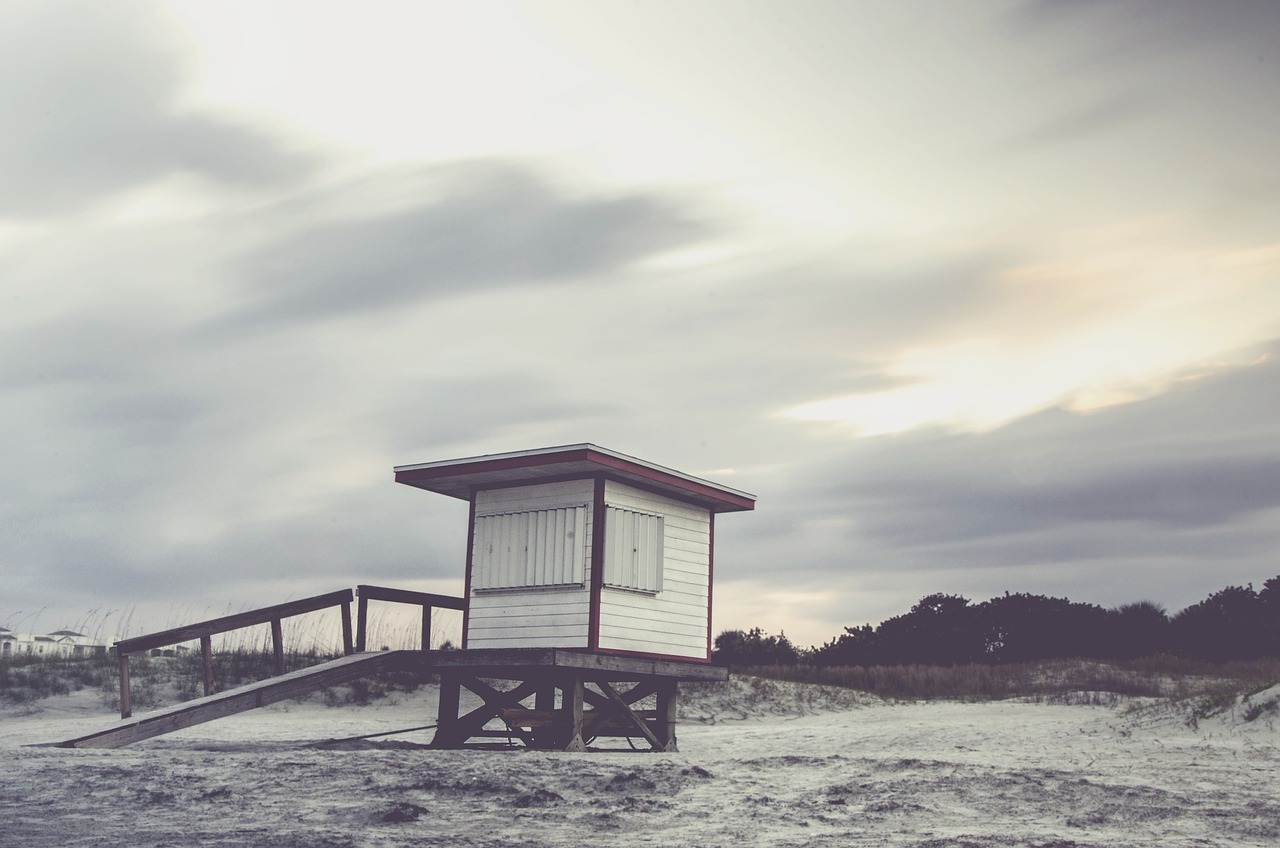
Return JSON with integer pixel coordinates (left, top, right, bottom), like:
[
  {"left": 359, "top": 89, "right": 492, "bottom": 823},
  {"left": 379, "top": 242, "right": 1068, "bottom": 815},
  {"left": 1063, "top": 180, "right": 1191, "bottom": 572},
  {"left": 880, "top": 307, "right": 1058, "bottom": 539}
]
[{"left": 0, "top": 627, "right": 105, "bottom": 658}]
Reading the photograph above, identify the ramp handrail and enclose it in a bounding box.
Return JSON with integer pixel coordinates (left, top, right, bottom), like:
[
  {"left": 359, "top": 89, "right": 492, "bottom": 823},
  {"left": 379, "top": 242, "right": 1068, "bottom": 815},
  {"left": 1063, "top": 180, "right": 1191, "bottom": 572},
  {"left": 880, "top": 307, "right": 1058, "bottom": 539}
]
[
  {"left": 113, "top": 589, "right": 355, "bottom": 718},
  {"left": 355, "top": 584, "right": 466, "bottom": 653}
]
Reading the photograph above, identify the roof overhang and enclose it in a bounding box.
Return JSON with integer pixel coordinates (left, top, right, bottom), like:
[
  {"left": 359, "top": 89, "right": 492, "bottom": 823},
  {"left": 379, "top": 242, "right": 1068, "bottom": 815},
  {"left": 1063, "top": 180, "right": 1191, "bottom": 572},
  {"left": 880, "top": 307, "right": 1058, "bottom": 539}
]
[{"left": 394, "top": 444, "right": 755, "bottom": 513}]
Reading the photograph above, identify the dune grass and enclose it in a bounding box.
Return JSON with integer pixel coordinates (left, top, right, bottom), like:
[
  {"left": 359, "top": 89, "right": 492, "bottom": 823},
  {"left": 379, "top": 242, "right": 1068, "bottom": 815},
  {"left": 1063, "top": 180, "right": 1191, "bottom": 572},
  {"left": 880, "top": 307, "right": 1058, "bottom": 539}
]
[
  {"left": 1, "top": 604, "right": 463, "bottom": 711},
  {"left": 730, "top": 655, "right": 1280, "bottom": 706}
]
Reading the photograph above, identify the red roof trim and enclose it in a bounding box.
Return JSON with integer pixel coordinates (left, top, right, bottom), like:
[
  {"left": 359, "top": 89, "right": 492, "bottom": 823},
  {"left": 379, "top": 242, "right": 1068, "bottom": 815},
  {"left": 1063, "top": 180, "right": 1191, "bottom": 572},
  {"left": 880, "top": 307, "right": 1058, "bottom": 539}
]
[
  {"left": 579, "top": 448, "right": 756, "bottom": 512},
  {"left": 395, "top": 447, "right": 594, "bottom": 483}
]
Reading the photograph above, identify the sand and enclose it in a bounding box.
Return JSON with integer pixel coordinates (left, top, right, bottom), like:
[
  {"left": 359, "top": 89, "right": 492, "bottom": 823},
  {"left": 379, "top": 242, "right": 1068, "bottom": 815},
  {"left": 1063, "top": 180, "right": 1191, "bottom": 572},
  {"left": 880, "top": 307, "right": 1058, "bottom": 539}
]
[{"left": 2, "top": 677, "right": 1278, "bottom": 847}]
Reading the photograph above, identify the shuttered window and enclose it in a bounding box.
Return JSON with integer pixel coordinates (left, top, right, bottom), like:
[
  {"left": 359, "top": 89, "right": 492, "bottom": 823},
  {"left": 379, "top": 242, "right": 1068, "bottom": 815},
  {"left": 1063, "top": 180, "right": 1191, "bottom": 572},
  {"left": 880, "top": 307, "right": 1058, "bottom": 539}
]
[
  {"left": 473, "top": 505, "right": 588, "bottom": 590},
  {"left": 603, "top": 506, "right": 664, "bottom": 593}
]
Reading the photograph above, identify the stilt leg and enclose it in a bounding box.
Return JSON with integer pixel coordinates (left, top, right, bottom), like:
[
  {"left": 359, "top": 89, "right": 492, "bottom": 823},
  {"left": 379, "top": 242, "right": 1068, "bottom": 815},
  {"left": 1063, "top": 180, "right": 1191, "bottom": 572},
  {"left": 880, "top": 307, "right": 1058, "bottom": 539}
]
[
  {"left": 655, "top": 681, "right": 679, "bottom": 752},
  {"left": 561, "top": 675, "right": 587, "bottom": 752},
  {"left": 432, "top": 671, "right": 462, "bottom": 748},
  {"left": 531, "top": 678, "right": 557, "bottom": 748}
]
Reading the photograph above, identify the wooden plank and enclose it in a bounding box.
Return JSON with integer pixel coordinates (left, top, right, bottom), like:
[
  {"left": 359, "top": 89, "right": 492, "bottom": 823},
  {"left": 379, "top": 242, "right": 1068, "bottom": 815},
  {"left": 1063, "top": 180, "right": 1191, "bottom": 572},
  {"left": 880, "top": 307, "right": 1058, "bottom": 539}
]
[
  {"left": 465, "top": 618, "right": 590, "bottom": 638},
  {"left": 501, "top": 708, "right": 660, "bottom": 729},
  {"left": 200, "top": 635, "right": 214, "bottom": 696},
  {"left": 118, "top": 653, "right": 132, "bottom": 719},
  {"left": 356, "top": 585, "right": 467, "bottom": 611},
  {"left": 597, "top": 615, "right": 710, "bottom": 639},
  {"left": 435, "top": 672, "right": 462, "bottom": 747},
  {"left": 465, "top": 635, "right": 590, "bottom": 650},
  {"left": 115, "top": 590, "right": 355, "bottom": 654},
  {"left": 467, "top": 595, "right": 591, "bottom": 617},
  {"left": 563, "top": 675, "right": 586, "bottom": 752},
  {"left": 597, "top": 681, "right": 663, "bottom": 750},
  {"left": 584, "top": 679, "right": 657, "bottom": 709},
  {"left": 270, "top": 618, "right": 284, "bottom": 675},
  {"left": 355, "top": 593, "right": 369, "bottom": 653},
  {"left": 474, "top": 480, "right": 595, "bottom": 512},
  {"left": 445, "top": 677, "right": 541, "bottom": 747},
  {"left": 424, "top": 648, "right": 727, "bottom": 681},
  {"left": 655, "top": 681, "right": 678, "bottom": 752},
  {"left": 340, "top": 601, "right": 354, "bottom": 656},
  {"left": 596, "top": 635, "right": 706, "bottom": 660},
  {"left": 56, "top": 651, "right": 414, "bottom": 749}
]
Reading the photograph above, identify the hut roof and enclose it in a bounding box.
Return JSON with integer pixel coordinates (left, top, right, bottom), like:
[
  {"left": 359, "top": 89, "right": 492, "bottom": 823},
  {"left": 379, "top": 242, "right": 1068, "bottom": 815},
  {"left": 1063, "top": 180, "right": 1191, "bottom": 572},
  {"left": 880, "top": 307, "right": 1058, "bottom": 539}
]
[{"left": 395, "top": 443, "right": 755, "bottom": 513}]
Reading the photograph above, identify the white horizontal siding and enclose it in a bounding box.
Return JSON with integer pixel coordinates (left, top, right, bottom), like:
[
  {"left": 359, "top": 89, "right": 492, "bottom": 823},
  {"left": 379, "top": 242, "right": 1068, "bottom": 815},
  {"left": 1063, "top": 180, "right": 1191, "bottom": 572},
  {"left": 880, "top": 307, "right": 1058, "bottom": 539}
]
[
  {"left": 596, "top": 607, "right": 707, "bottom": 637},
  {"left": 467, "top": 633, "right": 591, "bottom": 649},
  {"left": 475, "top": 479, "right": 595, "bottom": 514},
  {"left": 597, "top": 630, "right": 705, "bottom": 657},
  {"left": 597, "top": 480, "right": 711, "bottom": 659}
]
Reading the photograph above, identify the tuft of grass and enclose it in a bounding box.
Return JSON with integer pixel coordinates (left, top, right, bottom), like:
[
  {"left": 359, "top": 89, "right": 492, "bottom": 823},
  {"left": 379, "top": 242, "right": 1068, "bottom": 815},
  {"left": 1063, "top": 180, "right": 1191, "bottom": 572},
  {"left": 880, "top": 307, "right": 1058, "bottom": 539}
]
[
  {"left": 0, "top": 653, "right": 118, "bottom": 705},
  {"left": 1242, "top": 694, "right": 1280, "bottom": 723}
]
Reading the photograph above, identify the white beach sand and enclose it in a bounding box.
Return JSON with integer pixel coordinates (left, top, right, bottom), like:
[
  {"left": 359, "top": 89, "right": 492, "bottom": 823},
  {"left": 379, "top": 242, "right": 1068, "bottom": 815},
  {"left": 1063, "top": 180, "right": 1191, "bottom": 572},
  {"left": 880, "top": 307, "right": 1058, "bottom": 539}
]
[{"left": 3, "top": 677, "right": 1278, "bottom": 847}]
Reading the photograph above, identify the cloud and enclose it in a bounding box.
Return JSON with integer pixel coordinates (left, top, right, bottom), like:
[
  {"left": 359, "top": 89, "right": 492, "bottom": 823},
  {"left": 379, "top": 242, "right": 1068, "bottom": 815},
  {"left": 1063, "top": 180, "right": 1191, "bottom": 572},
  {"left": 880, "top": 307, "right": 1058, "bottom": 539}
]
[
  {"left": 0, "top": 1, "right": 316, "bottom": 219},
  {"left": 744, "top": 344, "right": 1280, "bottom": 574},
  {"left": 383, "top": 373, "right": 619, "bottom": 454},
  {"left": 227, "top": 161, "right": 713, "bottom": 325}
]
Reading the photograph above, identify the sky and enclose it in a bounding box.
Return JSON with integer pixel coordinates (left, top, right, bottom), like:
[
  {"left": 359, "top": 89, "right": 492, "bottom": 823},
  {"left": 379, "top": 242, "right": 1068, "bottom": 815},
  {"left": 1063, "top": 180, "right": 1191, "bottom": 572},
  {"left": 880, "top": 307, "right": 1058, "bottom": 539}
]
[{"left": 2, "top": 0, "right": 1279, "bottom": 649}]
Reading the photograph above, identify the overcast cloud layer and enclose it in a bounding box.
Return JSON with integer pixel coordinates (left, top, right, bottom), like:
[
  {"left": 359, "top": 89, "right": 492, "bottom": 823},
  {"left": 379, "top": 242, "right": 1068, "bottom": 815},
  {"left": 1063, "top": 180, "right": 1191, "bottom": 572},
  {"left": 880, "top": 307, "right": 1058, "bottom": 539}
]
[{"left": 3, "top": 1, "right": 1279, "bottom": 647}]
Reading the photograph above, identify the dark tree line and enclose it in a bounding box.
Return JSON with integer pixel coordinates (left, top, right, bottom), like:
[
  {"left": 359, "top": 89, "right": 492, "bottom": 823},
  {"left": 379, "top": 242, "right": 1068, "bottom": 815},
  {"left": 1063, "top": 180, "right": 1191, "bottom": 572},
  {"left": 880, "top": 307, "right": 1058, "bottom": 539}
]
[{"left": 713, "top": 575, "right": 1280, "bottom": 667}]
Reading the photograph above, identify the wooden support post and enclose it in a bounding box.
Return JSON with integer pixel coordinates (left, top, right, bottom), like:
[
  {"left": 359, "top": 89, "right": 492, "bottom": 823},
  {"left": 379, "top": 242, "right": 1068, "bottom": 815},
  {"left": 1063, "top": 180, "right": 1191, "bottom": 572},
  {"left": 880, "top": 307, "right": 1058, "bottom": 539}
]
[
  {"left": 355, "top": 593, "right": 368, "bottom": 653},
  {"left": 118, "top": 652, "right": 132, "bottom": 719},
  {"left": 200, "top": 635, "right": 214, "bottom": 697},
  {"left": 655, "top": 681, "right": 679, "bottom": 752},
  {"left": 562, "top": 675, "right": 586, "bottom": 752},
  {"left": 433, "top": 672, "right": 461, "bottom": 748},
  {"left": 341, "top": 601, "right": 354, "bottom": 656},
  {"left": 270, "top": 618, "right": 285, "bottom": 675},
  {"left": 421, "top": 605, "right": 431, "bottom": 652},
  {"left": 531, "top": 679, "right": 557, "bottom": 749}
]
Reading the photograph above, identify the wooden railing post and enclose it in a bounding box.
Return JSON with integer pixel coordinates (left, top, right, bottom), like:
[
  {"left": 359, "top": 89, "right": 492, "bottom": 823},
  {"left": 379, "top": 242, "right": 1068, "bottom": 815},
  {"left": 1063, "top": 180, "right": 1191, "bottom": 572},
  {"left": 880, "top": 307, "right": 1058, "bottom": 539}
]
[
  {"left": 341, "top": 601, "right": 354, "bottom": 656},
  {"left": 271, "top": 618, "right": 285, "bottom": 675},
  {"left": 355, "top": 592, "right": 369, "bottom": 653},
  {"left": 118, "top": 652, "right": 132, "bottom": 719},
  {"left": 421, "top": 605, "right": 432, "bottom": 652},
  {"left": 201, "top": 635, "right": 214, "bottom": 696}
]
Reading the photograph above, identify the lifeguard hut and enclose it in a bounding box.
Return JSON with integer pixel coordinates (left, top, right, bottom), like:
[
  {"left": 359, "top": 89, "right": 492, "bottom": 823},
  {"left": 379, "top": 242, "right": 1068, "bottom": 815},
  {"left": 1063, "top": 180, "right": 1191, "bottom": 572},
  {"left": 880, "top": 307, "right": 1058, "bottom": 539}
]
[{"left": 394, "top": 443, "right": 755, "bottom": 749}]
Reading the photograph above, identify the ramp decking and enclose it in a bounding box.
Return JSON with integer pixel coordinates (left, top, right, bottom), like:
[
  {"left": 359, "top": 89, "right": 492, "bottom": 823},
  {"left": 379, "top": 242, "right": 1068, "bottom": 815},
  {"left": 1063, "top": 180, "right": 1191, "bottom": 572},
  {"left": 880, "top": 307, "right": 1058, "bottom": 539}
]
[{"left": 52, "top": 650, "right": 415, "bottom": 749}]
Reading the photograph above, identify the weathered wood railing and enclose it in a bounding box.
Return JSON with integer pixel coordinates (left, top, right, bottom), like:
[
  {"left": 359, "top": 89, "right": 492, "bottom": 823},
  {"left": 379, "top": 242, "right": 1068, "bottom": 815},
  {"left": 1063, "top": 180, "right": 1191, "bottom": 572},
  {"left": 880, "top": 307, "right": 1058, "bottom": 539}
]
[
  {"left": 113, "top": 589, "right": 355, "bottom": 718},
  {"left": 354, "top": 584, "right": 466, "bottom": 653}
]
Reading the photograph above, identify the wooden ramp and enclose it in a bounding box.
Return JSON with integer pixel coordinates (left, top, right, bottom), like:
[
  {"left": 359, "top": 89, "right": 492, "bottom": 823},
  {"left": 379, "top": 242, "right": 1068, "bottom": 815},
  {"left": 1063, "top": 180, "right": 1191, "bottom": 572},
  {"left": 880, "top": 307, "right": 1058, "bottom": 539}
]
[{"left": 51, "top": 650, "right": 415, "bottom": 749}]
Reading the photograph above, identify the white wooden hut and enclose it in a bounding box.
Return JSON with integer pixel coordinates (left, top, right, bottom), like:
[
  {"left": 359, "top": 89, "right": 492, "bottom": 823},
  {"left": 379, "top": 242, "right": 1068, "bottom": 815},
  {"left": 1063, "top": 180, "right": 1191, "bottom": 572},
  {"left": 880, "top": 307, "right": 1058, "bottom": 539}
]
[{"left": 394, "top": 444, "right": 755, "bottom": 662}]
